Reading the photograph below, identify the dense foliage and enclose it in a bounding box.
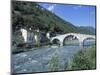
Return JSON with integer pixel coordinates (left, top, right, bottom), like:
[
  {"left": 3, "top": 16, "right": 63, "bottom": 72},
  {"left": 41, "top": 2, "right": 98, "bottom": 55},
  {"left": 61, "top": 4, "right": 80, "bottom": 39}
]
[{"left": 68, "top": 45, "right": 96, "bottom": 70}]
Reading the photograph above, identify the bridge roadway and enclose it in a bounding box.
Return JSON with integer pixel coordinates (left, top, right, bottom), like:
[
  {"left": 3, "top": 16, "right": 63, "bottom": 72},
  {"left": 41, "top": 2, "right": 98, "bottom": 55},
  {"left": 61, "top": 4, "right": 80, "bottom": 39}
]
[{"left": 50, "top": 33, "right": 95, "bottom": 48}]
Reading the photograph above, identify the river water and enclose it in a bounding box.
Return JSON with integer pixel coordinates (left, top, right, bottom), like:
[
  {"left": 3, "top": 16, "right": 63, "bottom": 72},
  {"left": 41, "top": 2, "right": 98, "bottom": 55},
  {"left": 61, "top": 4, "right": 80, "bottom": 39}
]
[{"left": 11, "top": 40, "right": 95, "bottom": 74}]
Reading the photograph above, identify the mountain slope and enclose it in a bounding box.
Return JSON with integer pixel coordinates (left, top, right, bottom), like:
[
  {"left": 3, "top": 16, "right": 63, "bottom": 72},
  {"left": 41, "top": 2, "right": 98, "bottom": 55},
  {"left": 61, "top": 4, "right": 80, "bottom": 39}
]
[
  {"left": 77, "top": 26, "right": 95, "bottom": 35},
  {"left": 12, "top": 1, "right": 95, "bottom": 35}
]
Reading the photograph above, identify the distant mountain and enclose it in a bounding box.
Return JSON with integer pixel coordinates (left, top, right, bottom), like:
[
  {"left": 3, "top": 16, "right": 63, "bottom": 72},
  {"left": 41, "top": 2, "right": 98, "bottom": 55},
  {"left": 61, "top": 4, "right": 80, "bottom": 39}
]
[
  {"left": 77, "top": 26, "right": 95, "bottom": 35},
  {"left": 12, "top": 1, "right": 95, "bottom": 35}
]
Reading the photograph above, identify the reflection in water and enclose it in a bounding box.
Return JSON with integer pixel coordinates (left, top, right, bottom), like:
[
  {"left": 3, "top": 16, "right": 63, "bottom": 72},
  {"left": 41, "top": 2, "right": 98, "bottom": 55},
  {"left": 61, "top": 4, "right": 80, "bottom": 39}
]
[
  {"left": 84, "top": 40, "right": 95, "bottom": 46},
  {"left": 64, "top": 40, "right": 79, "bottom": 46},
  {"left": 64, "top": 39, "right": 95, "bottom": 47}
]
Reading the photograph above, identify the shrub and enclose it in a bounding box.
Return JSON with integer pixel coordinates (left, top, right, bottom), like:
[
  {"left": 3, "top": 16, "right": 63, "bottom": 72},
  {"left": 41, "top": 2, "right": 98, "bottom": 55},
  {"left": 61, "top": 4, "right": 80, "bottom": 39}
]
[
  {"left": 48, "top": 50, "right": 61, "bottom": 71},
  {"left": 67, "top": 45, "right": 96, "bottom": 70}
]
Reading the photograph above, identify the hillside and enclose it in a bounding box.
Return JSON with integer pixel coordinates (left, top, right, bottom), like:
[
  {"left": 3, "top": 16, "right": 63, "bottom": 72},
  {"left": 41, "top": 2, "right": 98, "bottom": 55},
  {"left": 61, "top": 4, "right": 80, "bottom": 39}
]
[
  {"left": 77, "top": 26, "right": 95, "bottom": 35},
  {"left": 12, "top": 1, "right": 95, "bottom": 35}
]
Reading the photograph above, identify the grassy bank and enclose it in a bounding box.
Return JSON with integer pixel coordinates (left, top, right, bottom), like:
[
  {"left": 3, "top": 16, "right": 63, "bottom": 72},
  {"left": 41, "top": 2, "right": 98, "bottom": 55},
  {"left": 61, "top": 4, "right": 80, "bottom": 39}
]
[
  {"left": 67, "top": 44, "right": 96, "bottom": 70},
  {"left": 47, "top": 44, "right": 96, "bottom": 71}
]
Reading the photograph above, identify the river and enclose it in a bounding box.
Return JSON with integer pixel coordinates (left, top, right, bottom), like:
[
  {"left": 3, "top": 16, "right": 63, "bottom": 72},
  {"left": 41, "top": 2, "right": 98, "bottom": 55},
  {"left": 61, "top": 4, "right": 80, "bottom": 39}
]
[{"left": 11, "top": 40, "right": 95, "bottom": 74}]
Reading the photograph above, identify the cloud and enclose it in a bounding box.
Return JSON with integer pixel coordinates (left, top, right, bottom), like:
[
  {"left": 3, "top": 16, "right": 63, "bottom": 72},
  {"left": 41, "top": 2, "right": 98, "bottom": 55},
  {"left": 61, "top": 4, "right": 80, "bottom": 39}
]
[{"left": 47, "top": 4, "right": 56, "bottom": 12}]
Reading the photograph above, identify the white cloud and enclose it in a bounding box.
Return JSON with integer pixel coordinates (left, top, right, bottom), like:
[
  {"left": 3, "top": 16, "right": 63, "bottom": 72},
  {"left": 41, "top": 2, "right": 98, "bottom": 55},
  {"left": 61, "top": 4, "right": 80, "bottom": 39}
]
[{"left": 47, "top": 4, "right": 56, "bottom": 12}]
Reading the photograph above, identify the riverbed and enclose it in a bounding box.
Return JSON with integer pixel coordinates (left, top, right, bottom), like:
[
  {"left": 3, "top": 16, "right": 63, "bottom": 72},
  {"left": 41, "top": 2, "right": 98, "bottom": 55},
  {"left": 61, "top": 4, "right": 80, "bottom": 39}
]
[{"left": 11, "top": 40, "right": 95, "bottom": 74}]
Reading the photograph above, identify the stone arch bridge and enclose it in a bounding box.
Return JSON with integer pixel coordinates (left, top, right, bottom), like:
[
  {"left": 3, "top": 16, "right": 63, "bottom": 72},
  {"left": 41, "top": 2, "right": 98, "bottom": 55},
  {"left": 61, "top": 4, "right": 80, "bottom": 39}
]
[{"left": 50, "top": 33, "right": 95, "bottom": 48}]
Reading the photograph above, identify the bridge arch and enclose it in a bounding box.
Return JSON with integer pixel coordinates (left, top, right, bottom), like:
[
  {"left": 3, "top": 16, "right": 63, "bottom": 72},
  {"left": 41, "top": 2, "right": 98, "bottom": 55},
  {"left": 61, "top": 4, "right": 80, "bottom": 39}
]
[
  {"left": 83, "top": 37, "right": 95, "bottom": 47},
  {"left": 51, "top": 33, "right": 95, "bottom": 48},
  {"left": 52, "top": 39, "right": 60, "bottom": 46},
  {"left": 63, "top": 34, "right": 79, "bottom": 46},
  {"left": 51, "top": 33, "right": 81, "bottom": 46}
]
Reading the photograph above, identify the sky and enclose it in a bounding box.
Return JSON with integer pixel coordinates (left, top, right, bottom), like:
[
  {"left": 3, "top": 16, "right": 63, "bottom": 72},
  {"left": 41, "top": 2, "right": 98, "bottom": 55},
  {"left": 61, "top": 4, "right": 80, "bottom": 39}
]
[{"left": 39, "top": 3, "right": 96, "bottom": 28}]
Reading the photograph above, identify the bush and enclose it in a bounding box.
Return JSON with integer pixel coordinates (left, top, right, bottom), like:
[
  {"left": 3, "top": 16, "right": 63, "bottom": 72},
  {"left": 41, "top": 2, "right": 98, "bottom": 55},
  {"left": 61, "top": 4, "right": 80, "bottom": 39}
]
[
  {"left": 67, "top": 45, "right": 96, "bottom": 70},
  {"left": 48, "top": 50, "right": 61, "bottom": 71}
]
